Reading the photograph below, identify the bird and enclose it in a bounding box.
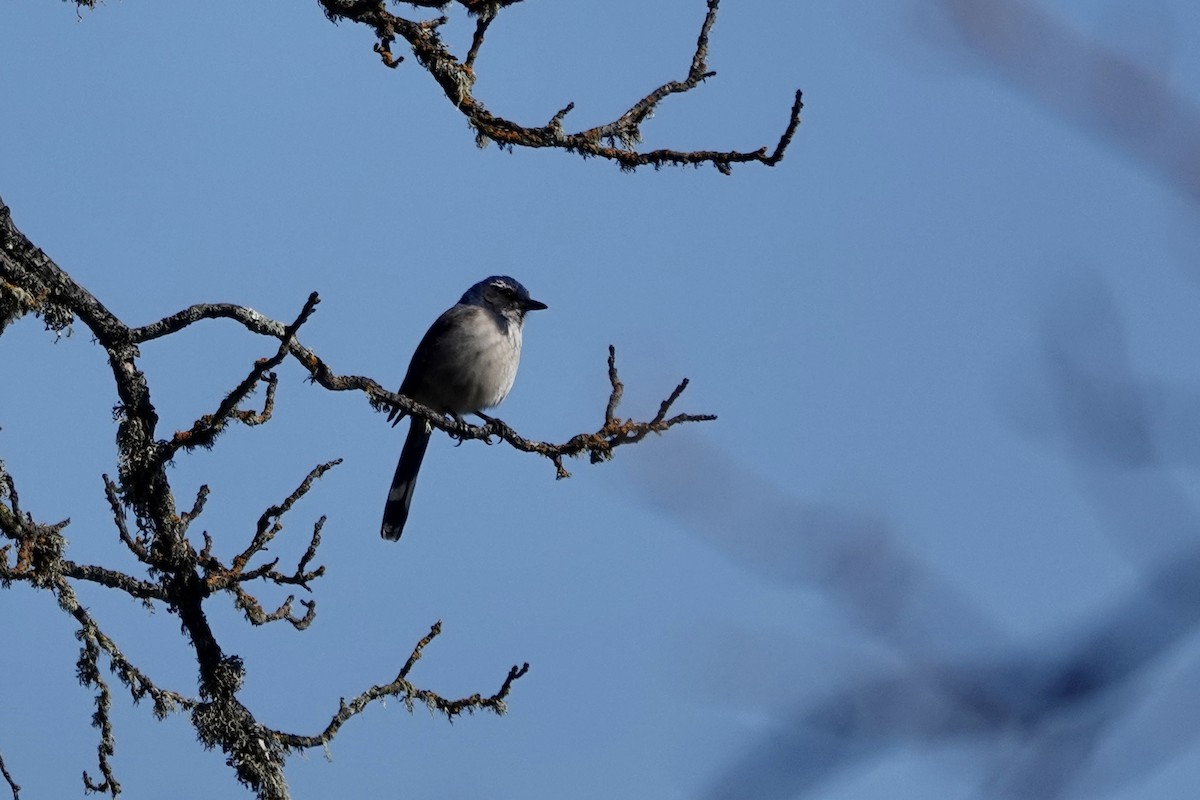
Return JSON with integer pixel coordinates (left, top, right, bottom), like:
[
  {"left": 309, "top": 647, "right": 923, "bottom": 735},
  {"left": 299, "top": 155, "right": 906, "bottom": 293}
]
[{"left": 380, "top": 276, "right": 547, "bottom": 541}]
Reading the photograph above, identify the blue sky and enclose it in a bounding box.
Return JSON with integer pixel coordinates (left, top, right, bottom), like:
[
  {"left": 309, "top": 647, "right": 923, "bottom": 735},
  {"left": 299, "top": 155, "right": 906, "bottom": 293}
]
[{"left": 4, "top": 1, "right": 1200, "bottom": 798}]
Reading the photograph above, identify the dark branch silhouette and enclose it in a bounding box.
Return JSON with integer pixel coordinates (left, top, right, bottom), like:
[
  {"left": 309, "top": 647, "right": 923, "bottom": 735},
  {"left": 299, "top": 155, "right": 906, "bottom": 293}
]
[
  {"left": 274, "top": 621, "right": 531, "bottom": 751},
  {"left": 0, "top": 751, "right": 19, "bottom": 800}
]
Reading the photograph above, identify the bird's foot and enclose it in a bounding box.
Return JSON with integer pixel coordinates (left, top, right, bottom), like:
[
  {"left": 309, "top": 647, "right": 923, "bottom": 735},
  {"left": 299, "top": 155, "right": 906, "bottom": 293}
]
[
  {"left": 474, "top": 412, "right": 499, "bottom": 445},
  {"left": 448, "top": 412, "right": 470, "bottom": 446}
]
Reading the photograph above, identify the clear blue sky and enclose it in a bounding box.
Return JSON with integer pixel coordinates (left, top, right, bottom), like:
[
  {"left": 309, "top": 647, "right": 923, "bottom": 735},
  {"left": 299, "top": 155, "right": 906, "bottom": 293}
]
[{"left": 3, "top": 1, "right": 1200, "bottom": 798}]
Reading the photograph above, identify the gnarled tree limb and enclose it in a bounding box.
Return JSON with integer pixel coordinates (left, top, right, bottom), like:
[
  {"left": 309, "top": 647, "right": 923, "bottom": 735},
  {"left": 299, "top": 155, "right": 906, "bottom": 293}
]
[{"left": 316, "top": 0, "right": 803, "bottom": 173}]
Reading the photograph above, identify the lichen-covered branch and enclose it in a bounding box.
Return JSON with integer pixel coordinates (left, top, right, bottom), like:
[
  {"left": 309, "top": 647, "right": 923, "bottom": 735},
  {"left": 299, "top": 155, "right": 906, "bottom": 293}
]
[
  {"left": 231, "top": 460, "right": 339, "bottom": 580},
  {"left": 0, "top": 467, "right": 191, "bottom": 797},
  {"left": 2, "top": 189, "right": 714, "bottom": 796},
  {"left": 195, "top": 462, "right": 338, "bottom": 630},
  {"left": 317, "top": 0, "right": 803, "bottom": 173},
  {"left": 1, "top": 195, "right": 299, "bottom": 795}
]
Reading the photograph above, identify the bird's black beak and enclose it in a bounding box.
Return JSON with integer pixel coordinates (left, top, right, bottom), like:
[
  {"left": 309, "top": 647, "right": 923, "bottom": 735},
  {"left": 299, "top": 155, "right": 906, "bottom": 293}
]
[{"left": 523, "top": 298, "right": 548, "bottom": 312}]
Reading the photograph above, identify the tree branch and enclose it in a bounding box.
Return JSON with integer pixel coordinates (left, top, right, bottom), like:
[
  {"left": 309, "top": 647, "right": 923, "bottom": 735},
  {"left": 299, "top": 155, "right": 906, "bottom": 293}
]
[
  {"left": 163, "top": 294, "right": 318, "bottom": 459},
  {"left": 230, "top": 460, "right": 339, "bottom": 581},
  {"left": 127, "top": 293, "right": 717, "bottom": 477},
  {"left": 62, "top": 561, "right": 166, "bottom": 602},
  {"left": 317, "top": 0, "right": 803, "bottom": 173},
  {"left": 274, "top": 621, "right": 530, "bottom": 750},
  {"left": 0, "top": 751, "right": 19, "bottom": 800},
  {"left": 187, "top": 462, "right": 337, "bottom": 630}
]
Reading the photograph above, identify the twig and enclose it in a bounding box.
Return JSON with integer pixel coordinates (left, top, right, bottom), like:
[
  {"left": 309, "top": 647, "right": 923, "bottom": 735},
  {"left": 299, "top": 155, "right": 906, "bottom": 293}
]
[
  {"left": 227, "top": 460, "right": 341, "bottom": 580},
  {"left": 103, "top": 474, "right": 148, "bottom": 562},
  {"left": 581, "top": 0, "right": 723, "bottom": 148},
  {"left": 0, "top": 751, "right": 20, "bottom": 800},
  {"left": 229, "top": 585, "right": 318, "bottom": 630},
  {"left": 604, "top": 345, "right": 624, "bottom": 426},
  {"left": 274, "top": 621, "right": 530, "bottom": 750},
  {"left": 163, "top": 294, "right": 318, "bottom": 457},
  {"left": 198, "top": 466, "right": 336, "bottom": 629},
  {"left": 265, "top": 516, "right": 327, "bottom": 591},
  {"left": 463, "top": 4, "right": 495, "bottom": 71},
  {"left": 180, "top": 484, "right": 211, "bottom": 530}
]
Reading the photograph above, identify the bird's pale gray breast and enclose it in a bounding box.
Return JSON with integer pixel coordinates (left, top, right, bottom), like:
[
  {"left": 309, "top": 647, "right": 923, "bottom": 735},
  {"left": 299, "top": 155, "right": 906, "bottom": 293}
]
[{"left": 421, "top": 304, "right": 522, "bottom": 414}]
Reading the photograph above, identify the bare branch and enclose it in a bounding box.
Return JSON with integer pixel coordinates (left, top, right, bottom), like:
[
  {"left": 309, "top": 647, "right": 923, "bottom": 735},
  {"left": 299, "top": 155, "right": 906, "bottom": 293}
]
[
  {"left": 265, "top": 516, "right": 327, "bottom": 591},
  {"left": 399, "top": 620, "right": 444, "bottom": 679},
  {"left": 580, "top": 0, "right": 723, "bottom": 148},
  {"left": 180, "top": 484, "right": 211, "bottom": 531},
  {"left": 604, "top": 345, "right": 625, "bottom": 427},
  {"left": 473, "top": 346, "right": 716, "bottom": 478},
  {"left": 463, "top": 3, "right": 497, "bottom": 71},
  {"left": 0, "top": 751, "right": 19, "bottom": 800},
  {"left": 317, "top": 0, "right": 803, "bottom": 173},
  {"left": 390, "top": 0, "right": 524, "bottom": 10},
  {"left": 61, "top": 579, "right": 195, "bottom": 718},
  {"left": 131, "top": 302, "right": 290, "bottom": 344},
  {"left": 163, "top": 294, "right": 318, "bottom": 458},
  {"left": 299, "top": 343, "right": 714, "bottom": 479},
  {"left": 1, "top": 467, "right": 19, "bottom": 519},
  {"left": 0, "top": 465, "right": 188, "bottom": 793},
  {"left": 197, "top": 466, "right": 336, "bottom": 630},
  {"left": 274, "top": 621, "right": 530, "bottom": 750},
  {"left": 61, "top": 574, "right": 196, "bottom": 797},
  {"left": 227, "top": 460, "right": 341, "bottom": 581},
  {"left": 295, "top": 516, "right": 324, "bottom": 581},
  {"left": 103, "top": 474, "right": 148, "bottom": 563},
  {"left": 0, "top": 475, "right": 69, "bottom": 590},
  {"left": 129, "top": 296, "right": 717, "bottom": 481}
]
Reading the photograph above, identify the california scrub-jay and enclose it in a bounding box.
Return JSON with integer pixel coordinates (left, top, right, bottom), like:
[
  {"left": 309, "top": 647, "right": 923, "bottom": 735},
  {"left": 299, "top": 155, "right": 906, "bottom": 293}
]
[{"left": 381, "top": 276, "right": 547, "bottom": 540}]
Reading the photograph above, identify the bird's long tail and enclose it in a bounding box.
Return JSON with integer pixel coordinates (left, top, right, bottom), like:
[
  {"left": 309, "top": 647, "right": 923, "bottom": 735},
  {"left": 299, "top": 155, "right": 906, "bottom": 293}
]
[{"left": 381, "top": 417, "right": 431, "bottom": 540}]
